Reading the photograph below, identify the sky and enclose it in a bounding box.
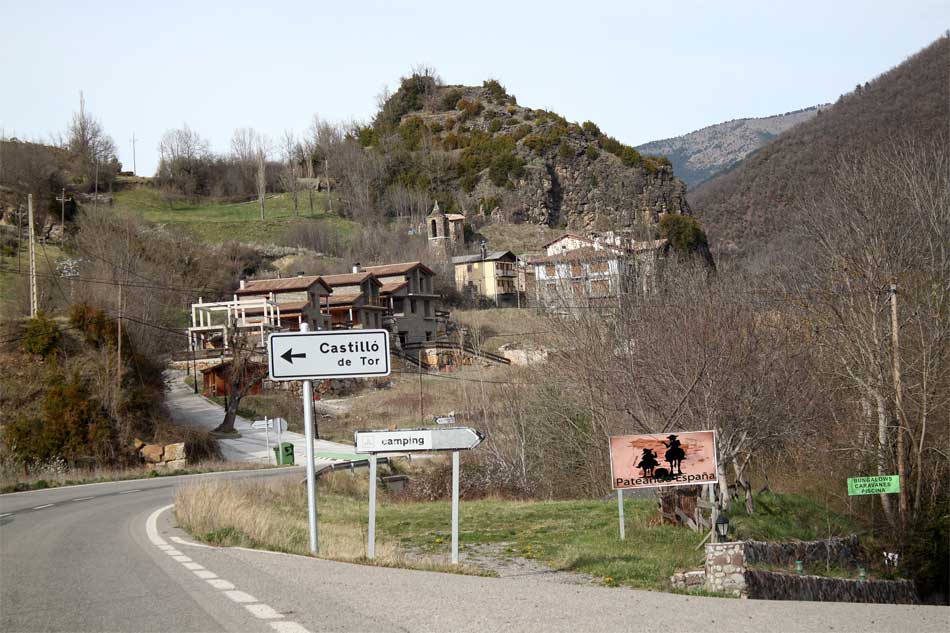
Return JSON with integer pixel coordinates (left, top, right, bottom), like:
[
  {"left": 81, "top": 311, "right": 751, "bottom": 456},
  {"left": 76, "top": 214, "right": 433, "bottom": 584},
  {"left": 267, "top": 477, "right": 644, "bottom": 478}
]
[{"left": 2, "top": 0, "right": 947, "bottom": 176}]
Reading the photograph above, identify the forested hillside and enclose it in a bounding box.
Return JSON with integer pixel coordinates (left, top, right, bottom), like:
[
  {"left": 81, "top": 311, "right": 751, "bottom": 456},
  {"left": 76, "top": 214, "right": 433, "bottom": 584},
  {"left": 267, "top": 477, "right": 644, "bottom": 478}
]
[
  {"left": 689, "top": 35, "right": 949, "bottom": 268},
  {"left": 635, "top": 105, "right": 825, "bottom": 189}
]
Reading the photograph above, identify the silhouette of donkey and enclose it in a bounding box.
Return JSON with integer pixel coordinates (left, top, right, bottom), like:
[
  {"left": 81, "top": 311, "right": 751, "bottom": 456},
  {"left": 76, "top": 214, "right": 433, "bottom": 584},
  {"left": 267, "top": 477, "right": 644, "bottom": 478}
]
[
  {"left": 660, "top": 435, "right": 686, "bottom": 475},
  {"left": 636, "top": 448, "right": 659, "bottom": 477}
]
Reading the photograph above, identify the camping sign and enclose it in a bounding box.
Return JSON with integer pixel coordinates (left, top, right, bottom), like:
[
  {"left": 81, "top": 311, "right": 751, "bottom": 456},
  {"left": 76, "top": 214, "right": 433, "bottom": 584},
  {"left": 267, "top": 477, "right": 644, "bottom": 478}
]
[{"left": 609, "top": 430, "right": 718, "bottom": 490}]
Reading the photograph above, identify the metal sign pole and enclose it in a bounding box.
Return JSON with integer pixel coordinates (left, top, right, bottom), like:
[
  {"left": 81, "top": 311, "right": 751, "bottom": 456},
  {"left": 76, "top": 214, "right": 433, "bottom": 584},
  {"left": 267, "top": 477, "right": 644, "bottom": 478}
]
[
  {"left": 264, "top": 416, "right": 270, "bottom": 462},
  {"left": 300, "top": 322, "right": 319, "bottom": 554},
  {"left": 617, "top": 489, "right": 625, "bottom": 540},
  {"left": 368, "top": 453, "right": 377, "bottom": 560},
  {"left": 451, "top": 450, "right": 460, "bottom": 564}
]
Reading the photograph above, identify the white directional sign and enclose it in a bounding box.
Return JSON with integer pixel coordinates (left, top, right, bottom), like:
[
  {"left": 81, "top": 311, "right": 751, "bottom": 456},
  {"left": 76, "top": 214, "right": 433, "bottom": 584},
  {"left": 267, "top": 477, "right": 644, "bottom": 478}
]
[
  {"left": 252, "top": 417, "right": 287, "bottom": 432},
  {"left": 268, "top": 329, "right": 390, "bottom": 381},
  {"left": 354, "top": 427, "right": 483, "bottom": 454}
]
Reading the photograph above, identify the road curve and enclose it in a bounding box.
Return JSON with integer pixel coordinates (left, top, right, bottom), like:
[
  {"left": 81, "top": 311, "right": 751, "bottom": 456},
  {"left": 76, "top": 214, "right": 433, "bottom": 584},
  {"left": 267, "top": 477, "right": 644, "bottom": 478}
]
[{"left": 2, "top": 471, "right": 947, "bottom": 633}]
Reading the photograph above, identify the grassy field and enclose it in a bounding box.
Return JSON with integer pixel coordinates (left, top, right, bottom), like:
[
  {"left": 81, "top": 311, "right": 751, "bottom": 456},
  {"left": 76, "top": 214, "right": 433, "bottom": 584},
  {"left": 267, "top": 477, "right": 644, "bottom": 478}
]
[
  {"left": 112, "top": 187, "right": 356, "bottom": 245},
  {"left": 175, "top": 473, "right": 707, "bottom": 589},
  {"left": 451, "top": 307, "right": 552, "bottom": 351},
  {"left": 0, "top": 240, "right": 66, "bottom": 312}
]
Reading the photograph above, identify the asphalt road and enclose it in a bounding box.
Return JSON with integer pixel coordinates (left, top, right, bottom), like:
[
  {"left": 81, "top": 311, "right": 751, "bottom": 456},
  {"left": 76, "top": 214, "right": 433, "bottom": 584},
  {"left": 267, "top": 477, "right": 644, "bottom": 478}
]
[{"left": 1, "top": 471, "right": 947, "bottom": 633}]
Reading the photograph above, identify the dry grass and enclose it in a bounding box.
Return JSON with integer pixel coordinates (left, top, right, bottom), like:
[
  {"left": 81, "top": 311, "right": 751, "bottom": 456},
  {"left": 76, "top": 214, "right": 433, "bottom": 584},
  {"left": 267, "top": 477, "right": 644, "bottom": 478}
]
[
  {"left": 451, "top": 307, "right": 552, "bottom": 352},
  {"left": 174, "top": 474, "right": 491, "bottom": 575},
  {"left": 0, "top": 458, "right": 279, "bottom": 494}
]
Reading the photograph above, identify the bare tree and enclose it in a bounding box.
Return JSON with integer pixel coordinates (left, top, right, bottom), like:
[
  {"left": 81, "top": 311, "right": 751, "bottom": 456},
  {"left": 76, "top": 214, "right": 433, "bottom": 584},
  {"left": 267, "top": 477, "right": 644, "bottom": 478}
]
[
  {"left": 214, "top": 330, "right": 267, "bottom": 434},
  {"left": 280, "top": 130, "right": 300, "bottom": 216},
  {"left": 66, "top": 92, "right": 119, "bottom": 192}
]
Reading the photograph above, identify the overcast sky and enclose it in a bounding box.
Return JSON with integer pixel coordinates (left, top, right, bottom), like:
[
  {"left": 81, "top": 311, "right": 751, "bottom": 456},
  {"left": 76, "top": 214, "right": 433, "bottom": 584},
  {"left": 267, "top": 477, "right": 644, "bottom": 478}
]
[{"left": 2, "top": 0, "right": 946, "bottom": 176}]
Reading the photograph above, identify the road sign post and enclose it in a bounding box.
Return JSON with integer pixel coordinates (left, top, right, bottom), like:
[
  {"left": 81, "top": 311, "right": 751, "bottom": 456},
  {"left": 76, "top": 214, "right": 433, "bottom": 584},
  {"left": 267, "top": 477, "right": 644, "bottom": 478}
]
[
  {"left": 354, "top": 427, "right": 483, "bottom": 563},
  {"left": 267, "top": 328, "right": 392, "bottom": 556},
  {"left": 617, "top": 489, "right": 625, "bottom": 540}
]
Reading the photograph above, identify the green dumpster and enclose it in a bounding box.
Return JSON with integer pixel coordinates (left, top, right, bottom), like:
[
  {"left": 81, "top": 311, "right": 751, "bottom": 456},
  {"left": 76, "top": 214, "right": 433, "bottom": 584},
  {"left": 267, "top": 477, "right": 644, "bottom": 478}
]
[{"left": 273, "top": 442, "right": 295, "bottom": 465}]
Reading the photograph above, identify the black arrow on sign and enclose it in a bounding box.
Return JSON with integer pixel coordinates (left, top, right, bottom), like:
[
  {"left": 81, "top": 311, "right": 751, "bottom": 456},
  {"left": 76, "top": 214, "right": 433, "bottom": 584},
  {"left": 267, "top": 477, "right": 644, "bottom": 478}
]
[{"left": 280, "top": 348, "right": 307, "bottom": 364}]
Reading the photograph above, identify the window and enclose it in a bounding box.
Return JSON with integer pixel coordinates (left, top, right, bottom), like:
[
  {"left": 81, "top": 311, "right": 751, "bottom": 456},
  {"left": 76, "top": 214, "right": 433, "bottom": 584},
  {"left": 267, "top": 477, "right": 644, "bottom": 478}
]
[
  {"left": 544, "top": 264, "right": 556, "bottom": 277},
  {"left": 467, "top": 264, "right": 473, "bottom": 273},
  {"left": 590, "top": 261, "right": 609, "bottom": 274},
  {"left": 591, "top": 279, "right": 610, "bottom": 296},
  {"left": 425, "top": 331, "right": 432, "bottom": 341},
  {"left": 570, "top": 263, "right": 583, "bottom": 278},
  {"left": 424, "top": 300, "right": 431, "bottom": 317},
  {"left": 571, "top": 281, "right": 585, "bottom": 297},
  {"left": 410, "top": 299, "right": 417, "bottom": 313}
]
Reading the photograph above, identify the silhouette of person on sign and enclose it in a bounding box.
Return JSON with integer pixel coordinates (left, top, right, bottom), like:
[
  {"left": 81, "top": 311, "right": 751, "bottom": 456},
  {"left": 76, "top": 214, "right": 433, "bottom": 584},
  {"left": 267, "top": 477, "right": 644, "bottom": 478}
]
[
  {"left": 636, "top": 448, "right": 659, "bottom": 477},
  {"left": 661, "top": 434, "right": 686, "bottom": 474}
]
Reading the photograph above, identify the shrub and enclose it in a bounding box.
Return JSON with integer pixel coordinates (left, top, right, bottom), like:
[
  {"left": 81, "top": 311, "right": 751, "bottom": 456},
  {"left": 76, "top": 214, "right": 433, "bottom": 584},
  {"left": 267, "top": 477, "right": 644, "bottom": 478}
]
[
  {"left": 442, "top": 132, "right": 460, "bottom": 150},
  {"left": 523, "top": 135, "right": 546, "bottom": 152},
  {"left": 585, "top": 144, "right": 601, "bottom": 160},
  {"left": 439, "top": 88, "right": 464, "bottom": 111},
  {"left": 488, "top": 119, "right": 503, "bottom": 134},
  {"left": 444, "top": 116, "right": 457, "bottom": 130},
  {"left": 22, "top": 313, "right": 60, "bottom": 358},
  {"left": 558, "top": 143, "right": 575, "bottom": 160},
  {"left": 659, "top": 214, "right": 709, "bottom": 257},
  {"left": 461, "top": 173, "right": 479, "bottom": 192},
  {"left": 489, "top": 154, "right": 525, "bottom": 187},
  {"left": 599, "top": 134, "right": 641, "bottom": 166},
  {"left": 510, "top": 124, "right": 532, "bottom": 142},
  {"left": 429, "top": 121, "right": 443, "bottom": 134},
  {"left": 398, "top": 116, "right": 427, "bottom": 151},
  {"left": 582, "top": 120, "right": 601, "bottom": 137},
  {"left": 456, "top": 98, "right": 483, "bottom": 121},
  {"left": 480, "top": 196, "right": 501, "bottom": 214},
  {"left": 356, "top": 125, "right": 378, "bottom": 147}
]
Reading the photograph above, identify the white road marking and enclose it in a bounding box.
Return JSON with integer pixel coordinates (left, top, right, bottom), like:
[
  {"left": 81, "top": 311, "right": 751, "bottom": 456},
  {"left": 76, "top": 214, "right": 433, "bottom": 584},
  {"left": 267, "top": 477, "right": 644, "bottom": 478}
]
[
  {"left": 72, "top": 496, "right": 94, "bottom": 501},
  {"left": 145, "top": 504, "right": 300, "bottom": 630},
  {"left": 33, "top": 504, "right": 54, "bottom": 510},
  {"left": 270, "top": 622, "right": 313, "bottom": 633},
  {"left": 245, "top": 604, "right": 282, "bottom": 619},
  {"left": 206, "top": 578, "right": 235, "bottom": 589},
  {"left": 145, "top": 504, "right": 173, "bottom": 546},
  {"left": 223, "top": 590, "right": 258, "bottom": 603},
  {"left": 118, "top": 489, "right": 140, "bottom": 494},
  {"left": 0, "top": 513, "right": 11, "bottom": 518}
]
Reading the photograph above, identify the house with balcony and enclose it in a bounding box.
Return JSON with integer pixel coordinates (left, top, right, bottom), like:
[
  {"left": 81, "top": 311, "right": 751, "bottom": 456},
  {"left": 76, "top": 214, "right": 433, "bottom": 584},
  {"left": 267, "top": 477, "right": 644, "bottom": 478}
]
[
  {"left": 452, "top": 249, "right": 518, "bottom": 307},
  {"left": 321, "top": 270, "right": 387, "bottom": 330},
  {"left": 363, "top": 261, "right": 444, "bottom": 345},
  {"left": 187, "top": 274, "right": 332, "bottom": 354},
  {"left": 531, "top": 233, "right": 670, "bottom": 309}
]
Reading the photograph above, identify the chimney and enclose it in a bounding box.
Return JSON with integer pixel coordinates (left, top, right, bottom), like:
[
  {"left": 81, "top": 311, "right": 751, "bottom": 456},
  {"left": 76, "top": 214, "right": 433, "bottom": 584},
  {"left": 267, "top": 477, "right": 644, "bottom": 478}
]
[
  {"left": 239, "top": 276, "right": 246, "bottom": 290},
  {"left": 297, "top": 271, "right": 305, "bottom": 277},
  {"left": 480, "top": 240, "right": 487, "bottom": 261},
  {"left": 352, "top": 262, "right": 362, "bottom": 274}
]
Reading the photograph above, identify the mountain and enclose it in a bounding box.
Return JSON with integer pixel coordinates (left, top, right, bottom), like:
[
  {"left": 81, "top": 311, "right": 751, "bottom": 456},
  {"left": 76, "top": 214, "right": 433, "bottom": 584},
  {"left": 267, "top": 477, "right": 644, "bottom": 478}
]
[
  {"left": 635, "top": 106, "right": 826, "bottom": 189},
  {"left": 689, "top": 35, "right": 950, "bottom": 265},
  {"left": 356, "top": 76, "right": 691, "bottom": 233}
]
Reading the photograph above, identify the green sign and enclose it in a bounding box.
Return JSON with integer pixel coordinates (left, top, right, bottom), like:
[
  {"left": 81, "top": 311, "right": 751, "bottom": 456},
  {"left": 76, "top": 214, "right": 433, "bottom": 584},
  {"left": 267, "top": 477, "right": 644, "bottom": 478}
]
[{"left": 848, "top": 475, "right": 900, "bottom": 496}]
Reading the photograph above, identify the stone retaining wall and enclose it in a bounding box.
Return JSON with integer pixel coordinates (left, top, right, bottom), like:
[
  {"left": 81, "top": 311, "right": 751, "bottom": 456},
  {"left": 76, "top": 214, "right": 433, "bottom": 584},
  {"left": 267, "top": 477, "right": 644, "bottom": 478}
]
[
  {"left": 744, "top": 570, "right": 918, "bottom": 604},
  {"left": 135, "top": 440, "right": 188, "bottom": 470},
  {"left": 743, "top": 535, "right": 865, "bottom": 570}
]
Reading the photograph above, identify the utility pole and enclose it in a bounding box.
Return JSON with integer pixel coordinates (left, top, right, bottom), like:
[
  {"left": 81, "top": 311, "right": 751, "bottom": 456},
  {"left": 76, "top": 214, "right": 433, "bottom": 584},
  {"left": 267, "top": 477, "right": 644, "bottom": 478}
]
[
  {"left": 94, "top": 158, "right": 100, "bottom": 212},
  {"left": 325, "top": 158, "right": 331, "bottom": 213},
  {"left": 890, "top": 282, "right": 908, "bottom": 527},
  {"left": 116, "top": 281, "right": 123, "bottom": 404},
  {"left": 131, "top": 132, "right": 137, "bottom": 175},
  {"left": 257, "top": 147, "right": 265, "bottom": 221},
  {"left": 27, "top": 194, "right": 37, "bottom": 317},
  {"left": 60, "top": 188, "right": 66, "bottom": 245},
  {"left": 418, "top": 350, "right": 424, "bottom": 422}
]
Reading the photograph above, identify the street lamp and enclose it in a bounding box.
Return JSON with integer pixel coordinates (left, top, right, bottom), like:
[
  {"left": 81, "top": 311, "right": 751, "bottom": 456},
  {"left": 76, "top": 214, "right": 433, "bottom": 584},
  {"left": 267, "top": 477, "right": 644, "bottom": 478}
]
[{"left": 715, "top": 513, "right": 730, "bottom": 542}]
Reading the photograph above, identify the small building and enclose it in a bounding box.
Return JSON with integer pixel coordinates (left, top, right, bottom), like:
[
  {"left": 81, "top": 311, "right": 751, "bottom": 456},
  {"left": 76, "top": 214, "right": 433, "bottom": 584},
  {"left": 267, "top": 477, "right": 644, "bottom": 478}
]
[
  {"left": 200, "top": 360, "right": 265, "bottom": 397},
  {"left": 531, "top": 235, "right": 670, "bottom": 309},
  {"left": 363, "top": 261, "right": 444, "bottom": 345},
  {"left": 452, "top": 249, "right": 519, "bottom": 307},
  {"left": 234, "top": 274, "right": 332, "bottom": 331},
  {"left": 321, "top": 270, "right": 387, "bottom": 330},
  {"left": 426, "top": 201, "right": 464, "bottom": 245}
]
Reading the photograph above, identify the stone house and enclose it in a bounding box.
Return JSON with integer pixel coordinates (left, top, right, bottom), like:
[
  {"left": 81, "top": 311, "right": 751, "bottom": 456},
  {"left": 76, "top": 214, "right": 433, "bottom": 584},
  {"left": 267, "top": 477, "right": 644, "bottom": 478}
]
[
  {"left": 321, "top": 270, "right": 387, "bottom": 330},
  {"left": 362, "top": 262, "right": 443, "bottom": 345},
  {"left": 451, "top": 249, "right": 518, "bottom": 307},
  {"left": 426, "top": 201, "right": 464, "bottom": 246},
  {"left": 234, "top": 274, "right": 333, "bottom": 331}
]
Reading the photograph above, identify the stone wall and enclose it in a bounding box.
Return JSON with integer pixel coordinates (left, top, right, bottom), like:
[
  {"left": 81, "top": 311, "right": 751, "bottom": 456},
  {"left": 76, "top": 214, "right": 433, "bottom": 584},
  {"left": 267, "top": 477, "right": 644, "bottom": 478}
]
[
  {"left": 743, "top": 535, "right": 866, "bottom": 570},
  {"left": 135, "top": 441, "right": 188, "bottom": 470},
  {"left": 744, "top": 570, "right": 918, "bottom": 604},
  {"left": 705, "top": 541, "right": 746, "bottom": 596}
]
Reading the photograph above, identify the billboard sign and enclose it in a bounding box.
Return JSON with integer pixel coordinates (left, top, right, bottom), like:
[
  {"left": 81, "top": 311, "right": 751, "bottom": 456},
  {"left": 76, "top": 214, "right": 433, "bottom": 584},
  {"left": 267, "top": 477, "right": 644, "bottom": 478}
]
[
  {"left": 609, "top": 430, "right": 718, "bottom": 490},
  {"left": 847, "top": 475, "right": 900, "bottom": 496}
]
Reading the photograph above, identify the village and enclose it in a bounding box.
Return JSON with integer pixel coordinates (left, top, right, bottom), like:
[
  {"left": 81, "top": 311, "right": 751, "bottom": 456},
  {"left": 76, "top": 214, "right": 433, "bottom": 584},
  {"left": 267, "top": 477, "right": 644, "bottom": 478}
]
[{"left": 186, "top": 201, "right": 670, "bottom": 400}]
